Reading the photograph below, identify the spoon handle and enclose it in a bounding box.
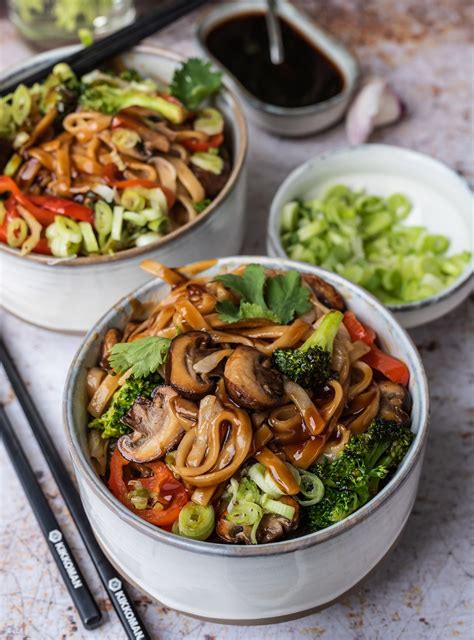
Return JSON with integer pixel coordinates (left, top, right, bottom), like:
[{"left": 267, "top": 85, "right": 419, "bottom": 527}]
[{"left": 266, "top": 0, "right": 284, "bottom": 65}]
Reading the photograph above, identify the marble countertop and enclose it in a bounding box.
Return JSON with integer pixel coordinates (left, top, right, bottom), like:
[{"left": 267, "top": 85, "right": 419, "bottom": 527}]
[{"left": 1, "top": 2, "right": 473, "bottom": 638}]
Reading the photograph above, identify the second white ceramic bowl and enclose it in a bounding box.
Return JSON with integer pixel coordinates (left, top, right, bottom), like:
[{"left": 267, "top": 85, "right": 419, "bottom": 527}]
[
  {"left": 64, "top": 256, "right": 429, "bottom": 623},
  {"left": 267, "top": 145, "right": 473, "bottom": 328},
  {"left": 1, "top": 46, "right": 248, "bottom": 333}
]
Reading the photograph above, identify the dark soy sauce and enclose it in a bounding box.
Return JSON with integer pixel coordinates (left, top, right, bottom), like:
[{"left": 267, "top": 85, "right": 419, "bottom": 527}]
[{"left": 205, "top": 12, "right": 344, "bottom": 108}]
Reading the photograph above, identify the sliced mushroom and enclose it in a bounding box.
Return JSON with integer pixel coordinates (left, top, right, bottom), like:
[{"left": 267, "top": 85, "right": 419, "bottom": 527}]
[
  {"left": 302, "top": 274, "right": 346, "bottom": 312},
  {"left": 165, "top": 331, "right": 215, "bottom": 400},
  {"left": 118, "top": 385, "right": 185, "bottom": 463},
  {"left": 224, "top": 346, "right": 284, "bottom": 411},
  {"left": 257, "top": 497, "right": 300, "bottom": 543},
  {"left": 100, "top": 328, "right": 122, "bottom": 370},
  {"left": 216, "top": 496, "right": 300, "bottom": 545},
  {"left": 216, "top": 519, "right": 253, "bottom": 544},
  {"left": 378, "top": 381, "right": 411, "bottom": 426}
]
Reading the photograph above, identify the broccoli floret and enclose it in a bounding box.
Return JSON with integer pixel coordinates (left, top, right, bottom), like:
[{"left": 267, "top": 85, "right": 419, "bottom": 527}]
[
  {"left": 88, "top": 372, "right": 162, "bottom": 439},
  {"left": 80, "top": 84, "right": 186, "bottom": 123},
  {"left": 272, "top": 310, "right": 343, "bottom": 388},
  {"left": 304, "top": 418, "right": 414, "bottom": 532},
  {"left": 306, "top": 486, "right": 360, "bottom": 530}
]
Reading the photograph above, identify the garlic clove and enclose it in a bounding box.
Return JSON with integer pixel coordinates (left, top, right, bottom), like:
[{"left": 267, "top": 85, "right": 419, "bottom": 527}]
[{"left": 346, "top": 77, "right": 405, "bottom": 145}]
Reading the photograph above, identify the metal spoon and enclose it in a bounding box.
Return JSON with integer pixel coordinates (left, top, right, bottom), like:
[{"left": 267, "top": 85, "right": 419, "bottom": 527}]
[{"left": 266, "top": 0, "right": 284, "bottom": 65}]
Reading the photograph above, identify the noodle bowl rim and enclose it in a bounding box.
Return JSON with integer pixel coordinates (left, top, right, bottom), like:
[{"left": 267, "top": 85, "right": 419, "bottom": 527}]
[
  {"left": 0, "top": 45, "right": 248, "bottom": 266},
  {"left": 64, "top": 257, "right": 430, "bottom": 557}
]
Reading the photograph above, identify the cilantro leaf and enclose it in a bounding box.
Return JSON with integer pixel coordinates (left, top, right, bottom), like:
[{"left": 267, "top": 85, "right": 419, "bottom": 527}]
[
  {"left": 266, "top": 270, "right": 312, "bottom": 324},
  {"left": 170, "top": 58, "right": 222, "bottom": 111},
  {"left": 109, "top": 336, "right": 171, "bottom": 378},
  {"left": 214, "top": 265, "right": 311, "bottom": 325}
]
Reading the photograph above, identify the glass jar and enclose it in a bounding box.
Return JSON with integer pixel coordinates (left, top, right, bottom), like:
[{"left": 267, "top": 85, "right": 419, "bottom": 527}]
[{"left": 8, "top": 0, "right": 136, "bottom": 45}]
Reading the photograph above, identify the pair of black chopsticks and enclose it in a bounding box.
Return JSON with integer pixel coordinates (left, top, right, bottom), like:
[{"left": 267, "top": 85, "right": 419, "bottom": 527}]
[
  {"left": 0, "top": 0, "right": 209, "bottom": 96},
  {"left": 0, "top": 338, "right": 152, "bottom": 638}
]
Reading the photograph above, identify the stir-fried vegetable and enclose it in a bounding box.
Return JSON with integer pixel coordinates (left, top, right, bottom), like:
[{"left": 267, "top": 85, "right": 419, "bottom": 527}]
[
  {"left": 304, "top": 418, "right": 414, "bottom": 531},
  {"left": 280, "top": 185, "right": 471, "bottom": 303},
  {"left": 108, "top": 450, "right": 189, "bottom": 526},
  {"left": 343, "top": 311, "right": 410, "bottom": 386},
  {"left": 273, "top": 310, "right": 343, "bottom": 388},
  {"left": 80, "top": 84, "right": 186, "bottom": 123},
  {"left": 89, "top": 372, "right": 162, "bottom": 439}
]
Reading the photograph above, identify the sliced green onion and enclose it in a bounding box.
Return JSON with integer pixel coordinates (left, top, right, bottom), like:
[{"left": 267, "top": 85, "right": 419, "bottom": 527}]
[
  {"left": 247, "top": 463, "right": 284, "bottom": 499},
  {"left": 111, "top": 206, "right": 124, "bottom": 241},
  {"left": 79, "top": 221, "right": 99, "bottom": 253},
  {"left": 111, "top": 128, "right": 141, "bottom": 150},
  {"left": 227, "top": 501, "right": 262, "bottom": 526},
  {"left": 297, "top": 471, "right": 325, "bottom": 506},
  {"left": 123, "top": 211, "right": 147, "bottom": 226},
  {"left": 4, "top": 153, "right": 22, "bottom": 177},
  {"left": 52, "top": 63, "right": 75, "bottom": 81},
  {"left": 194, "top": 107, "right": 224, "bottom": 136},
  {"left": 141, "top": 207, "right": 162, "bottom": 222},
  {"left": 178, "top": 503, "right": 215, "bottom": 541},
  {"left": 7, "top": 218, "right": 27, "bottom": 247},
  {"left": 190, "top": 152, "right": 223, "bottom": 175},
  {"left": 12, "top": 85, "right": 31, "bottom": 126},
  {"left": 260, "top": 495, "right": 295, "bottom": 520},
  {"left": 135, "top": 232, "right": 161, "bottom": 247},
  {"left": 121, "top": 188, "right": 146, "bottom": 212},
  {"left": 147, "top": 217, "right": 168, "bottom": 233},
  {"left": 146, "top": 187, "right": 168, "bottom": 214},
  {"left": 95, "top": 201, "right": 113, "bottom": 234},
  {"left": 128, "top": 482, "right": 150, "bottom": 510},
  {"left": 279, "top": 185, "right": 472, "bottom": 304},
  {"left": 46, "top": 216, "right": 82, "bottom": 257},
  {"left": 92, "top": 185, "right": 115, "bottom": 203}
]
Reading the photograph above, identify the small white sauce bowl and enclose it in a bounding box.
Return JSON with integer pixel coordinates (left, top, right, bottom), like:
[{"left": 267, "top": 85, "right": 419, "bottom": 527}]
[
  {"left": 197, "top": 1, "right": 359, "bottom": 137},
  {"left": 1, "top": 46, "right": 248, "bottom": 333},
  {"left": 64, "top": 256, "right": 429, "bottom": 623},
  {"left": 267, "top": 145, "right": 473, "bottom": 328}
]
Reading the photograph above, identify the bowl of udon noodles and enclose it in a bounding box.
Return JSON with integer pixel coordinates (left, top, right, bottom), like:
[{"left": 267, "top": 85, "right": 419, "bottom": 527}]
[
  {"left": 0, "top": 46, "right": 247, "bottom": 332},
  {"left": 64, "top": 256, "right": 429, "bottom": 623}
]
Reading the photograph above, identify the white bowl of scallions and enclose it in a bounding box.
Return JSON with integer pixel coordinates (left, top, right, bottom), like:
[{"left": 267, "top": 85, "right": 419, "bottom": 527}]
[{"left": 267, "top": 145, "right": 473, "bottom": 328}]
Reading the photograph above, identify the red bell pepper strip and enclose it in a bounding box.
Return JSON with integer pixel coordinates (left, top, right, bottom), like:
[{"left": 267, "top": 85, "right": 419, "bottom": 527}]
[
  {"left": 0, "top": 175, "right": 57, "bottom": 225},
  {"left": 108, "top": 449, "right": 189, "bottom": 527},
  {"left": 344, "top": 311, "right": 409, "bottom": 386},
  {"left": 0, "top": 196, "right": 52, "bottom": 255},
  {"left": 181, "top": 133, "right": 224, "bottom": 153},
  {"left": 29, "top": 195, "right": 94, "bottom": 224},
  {"left": 343, "top": 311, "right": 376, "bottom": 346},
  {"left": 363, "top": 346, "right": 410, "bottom": 387}
]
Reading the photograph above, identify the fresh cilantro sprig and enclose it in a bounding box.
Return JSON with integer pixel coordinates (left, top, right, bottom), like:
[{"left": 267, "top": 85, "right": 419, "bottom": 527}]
[
  {"left": 214, "top": 265, "right": 312, "bottom": 325},
  {"left": 170, "top": 58, "right": 222, "bottom": 111},
  {"left": 109, "top": 336, "right": 171, "bottom": 378}
]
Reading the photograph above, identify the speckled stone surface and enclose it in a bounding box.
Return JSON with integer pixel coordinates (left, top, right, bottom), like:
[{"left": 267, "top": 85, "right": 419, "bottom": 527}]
[{"left": 1, "top": 2, "right": 473, "bottom": 638}]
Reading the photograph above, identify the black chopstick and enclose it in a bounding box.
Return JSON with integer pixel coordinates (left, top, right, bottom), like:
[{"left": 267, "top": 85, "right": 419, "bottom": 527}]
[
  {"left": 0, "top": 0, "right": 208, "bottom": 96},
  {"left": 0, "top": 405, "right": 102, "bottom": 630},
  {"left": 0, "top": 339, "right": 151, "bottom": 640}
]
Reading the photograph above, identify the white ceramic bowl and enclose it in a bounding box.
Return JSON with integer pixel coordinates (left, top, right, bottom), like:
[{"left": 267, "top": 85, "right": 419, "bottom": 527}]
[
  {"left": 197, "top": 1, "right": 359, "bottom": 137},
  {"left": 267, "top": 145, "right": 473, "bottom": 328},
  {"left": 64, "top": 256, "right": 429, "bottom": 624},
  {"left": 0, "top": 46, "right": 247, "bottom": 333}
]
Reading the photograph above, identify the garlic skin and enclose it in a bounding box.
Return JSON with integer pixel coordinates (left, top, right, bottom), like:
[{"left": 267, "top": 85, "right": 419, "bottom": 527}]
[{"left": 346, "top": 77, "right": 405, "bottom": 145}]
